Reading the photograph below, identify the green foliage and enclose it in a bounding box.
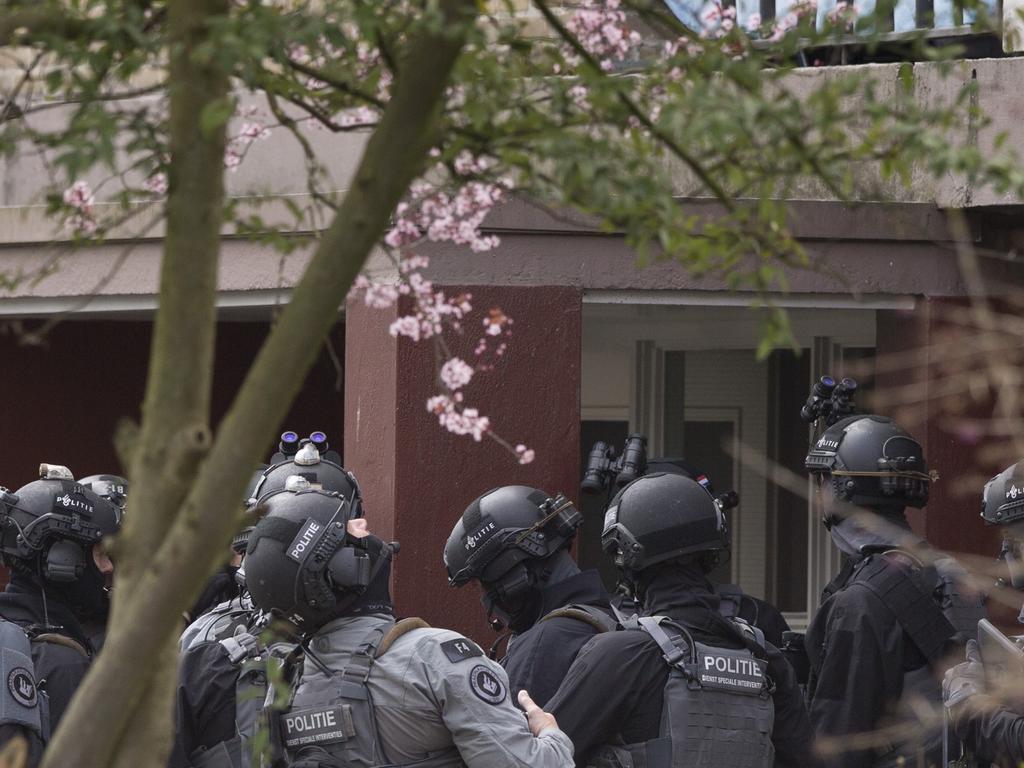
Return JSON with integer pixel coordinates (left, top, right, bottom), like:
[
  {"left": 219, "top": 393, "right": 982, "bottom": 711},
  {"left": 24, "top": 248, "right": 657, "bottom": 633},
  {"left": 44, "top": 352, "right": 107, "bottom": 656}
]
[{"left": 1, "top": 0, "right": 1022, "bottom": 353}]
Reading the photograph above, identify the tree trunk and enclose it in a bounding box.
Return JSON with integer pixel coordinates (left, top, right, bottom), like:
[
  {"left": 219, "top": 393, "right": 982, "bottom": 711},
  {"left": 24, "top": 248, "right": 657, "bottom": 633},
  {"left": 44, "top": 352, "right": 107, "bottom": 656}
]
[{"left": 41, "top": 3, "right": 476, "bottom": 767}]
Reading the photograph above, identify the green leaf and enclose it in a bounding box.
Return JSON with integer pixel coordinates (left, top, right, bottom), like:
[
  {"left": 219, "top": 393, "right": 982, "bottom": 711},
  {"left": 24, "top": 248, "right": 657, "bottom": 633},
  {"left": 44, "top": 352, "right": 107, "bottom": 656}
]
[{"left": 199, "top": 97, "right": 236, "bottom": 138}]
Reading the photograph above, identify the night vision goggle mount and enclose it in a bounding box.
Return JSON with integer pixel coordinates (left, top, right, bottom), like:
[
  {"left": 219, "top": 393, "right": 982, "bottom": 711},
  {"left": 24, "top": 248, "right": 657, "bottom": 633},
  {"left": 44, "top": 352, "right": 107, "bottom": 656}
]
[
  {"left": 800, "top": 376, "right": 858, "bottom": 428},
  {"left": 581, "top": 434, "right": 648, "bottom": 497}
]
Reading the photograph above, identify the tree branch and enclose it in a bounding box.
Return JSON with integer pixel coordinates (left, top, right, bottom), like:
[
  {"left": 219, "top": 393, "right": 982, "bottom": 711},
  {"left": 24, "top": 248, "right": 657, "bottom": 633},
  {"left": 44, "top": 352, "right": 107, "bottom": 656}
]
[
  {"left": 40, "top": 3, "right": 477, "bottom": 766},
  {"left": 532, "top": 0, "right": 735, "bottom": 209},
  {"left": 0, "top": 8, "right": 91, "bottom": 45},
  {"left": 41, "top": 0, "right": 232, "bottom": 759}
]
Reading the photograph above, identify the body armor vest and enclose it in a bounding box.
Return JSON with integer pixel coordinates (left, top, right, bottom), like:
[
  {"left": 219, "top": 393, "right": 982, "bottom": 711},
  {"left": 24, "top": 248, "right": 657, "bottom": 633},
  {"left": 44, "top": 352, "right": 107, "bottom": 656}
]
[
  {"left": 811, "top": 548, "right": 984, "bottom": 768},
  {"left": 189, "top": 632, "right": 294, "bottom": 768},
  {"left": 590, "top": 616, "right": 775, "bottom": 768}
]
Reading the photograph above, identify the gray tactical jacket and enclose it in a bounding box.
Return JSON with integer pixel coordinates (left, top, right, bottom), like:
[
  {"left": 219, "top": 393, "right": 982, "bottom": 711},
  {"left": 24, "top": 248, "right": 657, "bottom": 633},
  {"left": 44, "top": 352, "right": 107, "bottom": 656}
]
[{"left": 290, "top": 614, "right": 574, "bottom": 768}]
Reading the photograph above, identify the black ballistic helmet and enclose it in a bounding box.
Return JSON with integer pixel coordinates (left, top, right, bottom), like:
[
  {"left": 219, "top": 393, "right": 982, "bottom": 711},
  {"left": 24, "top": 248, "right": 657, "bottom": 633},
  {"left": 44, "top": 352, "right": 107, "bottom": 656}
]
[
  {"left": 601, "top": 472, "right": 728, "bottom": 573},
  {"left": 249, "top": 439, "right": 360, "bottom": 506},
  {"left": 805, "top": 415, "right": 931, "bottom": 510},
  {"left": 245, "top": 484, "right": 388, "bottom": 630},
  {"left": 0, "top": 465, "right": 123, "bottom": 583},
  {"left": 982, "top": 461, "right": 1024, "bottom": 526},
  {"left": 77, "top": 474, "right": 129, "bottom": 509},
  {"left": 444, "top": 486, "right": 583, "bottom": 593}
]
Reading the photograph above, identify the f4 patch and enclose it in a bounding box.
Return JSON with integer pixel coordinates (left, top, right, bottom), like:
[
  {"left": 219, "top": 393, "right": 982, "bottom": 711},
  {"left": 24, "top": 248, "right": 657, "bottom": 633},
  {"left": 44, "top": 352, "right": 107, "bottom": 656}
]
[{"left": 440, "top": 637, "right": 482, "bottom": 663}]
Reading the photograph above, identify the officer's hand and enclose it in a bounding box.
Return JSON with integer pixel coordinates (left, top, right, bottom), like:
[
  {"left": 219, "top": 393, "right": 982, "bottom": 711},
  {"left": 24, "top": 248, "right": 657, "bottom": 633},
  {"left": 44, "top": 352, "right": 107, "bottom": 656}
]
[
  {"left": 944, "top": 639, "right": 985, "bottom": 709},
  {"left": 518, "top": 690, "right": 558, "bottom": 736}
]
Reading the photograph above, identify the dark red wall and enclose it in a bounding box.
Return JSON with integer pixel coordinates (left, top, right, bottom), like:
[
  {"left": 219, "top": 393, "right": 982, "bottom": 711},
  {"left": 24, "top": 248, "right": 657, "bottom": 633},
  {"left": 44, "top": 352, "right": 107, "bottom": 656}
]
[
  {"left": 876, "top": 301, "right": 1008, "bottom": 620},
  {"left": 0, "top": 318, "right": 345, "bottom": 492},
  {"left": 346, "top": 286, "right": 583, "bottom": 645}
]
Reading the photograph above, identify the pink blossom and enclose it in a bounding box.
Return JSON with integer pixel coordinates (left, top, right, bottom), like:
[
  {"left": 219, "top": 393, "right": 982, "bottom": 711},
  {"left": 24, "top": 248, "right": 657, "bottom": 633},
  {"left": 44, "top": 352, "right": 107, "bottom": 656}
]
[
  {"left": 482, "top": 308, "right": 512, "bottom": 336},
  {"left": 63, "top": 180, "right": 94, "bottom": 209},
  {"left": 223, "top": 147, "right": 242, "bottom": 171},
  {"left": 440, "top": 357, "right": 475, "bottom": 390},
  {"left": 385, "top": 178, "right": 509, "bottom": 253},
  {"left": 66, "top": 212, "right": 98, "bottom": 236},
  {"left": 565, "top": 0, "right": 641, "bottom": 70},
  {"left": 515, "top": 445, "right": 536, "bottom": 465},
  {"left": 453, "top": 151, "right": 493, "bottom": 176},
  {"left": 364, "top": 282, "right": 400, "bottom": 309},
  {"left": 700, "top": 1, "right": 741, "bottom": 37},
  {"left": 389, "top": 315, "right": 422, "bottom": 341},
  {"left": 62, "top": 181, "right": 98, "bottom": 236},
  {"left": 568, "top": 84, "right": 591, "bottom": 111},
  {"left": 237, "top": 122, "right": 271, "bottom": 143},
  {"left": 746, "top": 12, "right": 763, "bottom": 30},
  {"left": 426, "top": 396, "right": 491, "bottom": 441},
  {"left": 144, "top": 173, "right": 168, "bottom": 196}
]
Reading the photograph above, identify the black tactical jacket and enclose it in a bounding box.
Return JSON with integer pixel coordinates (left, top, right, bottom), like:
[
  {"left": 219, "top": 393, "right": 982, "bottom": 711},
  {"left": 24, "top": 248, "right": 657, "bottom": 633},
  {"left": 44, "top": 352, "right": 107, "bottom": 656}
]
[
  {"left": 805, "top": 554, "right": 937, "bottom": 768},
  {"left": 502, "top": 569, "right": 615, "bottom": 707},
  {"left": 0, "top": 578, "right": 96, "bottom": 768},
  {"left": 169, "top": 639, "right": 240, "bottom": 768}
]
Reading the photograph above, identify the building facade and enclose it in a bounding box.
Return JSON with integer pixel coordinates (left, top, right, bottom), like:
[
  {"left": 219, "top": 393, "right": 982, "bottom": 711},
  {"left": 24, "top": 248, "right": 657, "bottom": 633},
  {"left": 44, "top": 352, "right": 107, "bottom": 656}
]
[{"left": 2, "top": 46, "right": 1023, "bottom": 641}]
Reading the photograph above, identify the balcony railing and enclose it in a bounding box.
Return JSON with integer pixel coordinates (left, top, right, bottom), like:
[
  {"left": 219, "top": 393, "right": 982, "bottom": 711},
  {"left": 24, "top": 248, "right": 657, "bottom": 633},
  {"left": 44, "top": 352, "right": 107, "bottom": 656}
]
[{"left": 665, "top": 0, "right": 1001, "bottom": 40}]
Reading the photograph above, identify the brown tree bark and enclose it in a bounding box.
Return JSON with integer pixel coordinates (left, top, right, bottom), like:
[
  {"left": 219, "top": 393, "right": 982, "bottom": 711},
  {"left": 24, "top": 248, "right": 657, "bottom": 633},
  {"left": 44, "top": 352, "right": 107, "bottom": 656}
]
[{"left": 40, "top": 2, "right": 476, "bottom": 767}]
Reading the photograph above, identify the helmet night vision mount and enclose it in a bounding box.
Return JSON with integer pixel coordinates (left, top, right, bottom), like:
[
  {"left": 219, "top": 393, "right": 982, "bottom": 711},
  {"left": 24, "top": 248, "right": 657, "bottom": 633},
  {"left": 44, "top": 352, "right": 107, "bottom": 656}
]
[
  {"left": 580, "top": 434, "right": 740, "bottom": 514},
  {"left": 581, "top": 434, "right": 649, "bottom": 497},
  {"left": 800, "top": 375, "right": 859, "bottom": 428}
]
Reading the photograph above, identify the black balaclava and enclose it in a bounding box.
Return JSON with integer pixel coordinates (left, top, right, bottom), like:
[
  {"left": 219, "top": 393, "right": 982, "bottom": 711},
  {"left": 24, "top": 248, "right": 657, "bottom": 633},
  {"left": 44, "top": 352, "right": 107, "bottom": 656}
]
[
  {"left": 15, "top": 541, "right": 111, "bottom": 621},
  {"left": 634, "top": 556, "right": 718, "bottom": 615},
  {"left": 483, "top": 549, "right": 580, "bottom": 633},
  {"left": 52, "top": 554, "right": 111, "bottom": 619}
]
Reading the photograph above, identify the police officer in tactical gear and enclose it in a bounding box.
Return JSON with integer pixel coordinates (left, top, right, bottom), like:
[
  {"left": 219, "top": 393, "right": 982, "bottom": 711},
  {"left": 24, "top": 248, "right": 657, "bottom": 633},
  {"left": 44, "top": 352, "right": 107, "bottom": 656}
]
[
  {"left": 0, "top": 464, "right": 122, "bottom": 766},
  {"left": 942, "top": 459, "right": 1024, "bottom": 766},
  {"left": 444, "top": 486, "right": 615, "bottom": 706},
  {"left": 804, "top": 414, "right": 983, "bottom": 768},
  {"left": 172, "top": 432, "right": 356, "bottom": 767},
  {"left": 546, "top": 472, "right": 814, "bottom": 768},
  {"left": 180, "top": 431, "right": 356, "bottom": 648},
  {"left": 234, "top": 484, "right": 574, "bottom": 768},
  {"left": 642, "top": 458, "right": 792, "bottom": 647}
]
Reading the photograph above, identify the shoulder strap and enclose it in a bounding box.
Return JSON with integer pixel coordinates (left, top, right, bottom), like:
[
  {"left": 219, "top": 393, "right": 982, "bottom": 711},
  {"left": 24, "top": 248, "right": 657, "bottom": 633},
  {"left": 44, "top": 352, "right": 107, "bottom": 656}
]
[
  {"left": 729, "top": 617, "right": 767, "bottom": 656},
  {"left": 377, "top": 617, "right": 431, "bottom": 657},
  {"left": 219, "top": 632, "right": 260, "bottom": 665},
  {"left": 31, "top": 632, "right": 89, "bottom": 659},
  {"left": 539, "top": 604, "right": 618, "bottom": 634},
  {"left": 852, "top": 551, "right": 955, "bottom": 667},
  {"left": 636, "top": 616, "right": 696, "bottom": 669}
]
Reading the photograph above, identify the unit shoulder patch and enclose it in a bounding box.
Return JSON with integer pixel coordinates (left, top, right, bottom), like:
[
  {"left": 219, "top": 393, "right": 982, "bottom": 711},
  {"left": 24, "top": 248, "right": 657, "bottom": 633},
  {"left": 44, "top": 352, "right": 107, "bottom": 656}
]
[
  {"left": 7, "top": 667, "right": 36, "bottom": 708},
  {"left": 468, "top": 664, "right": 506, "bottom": 706},
  {"left": 440, "top": 637, "right": 482, "bottom": 664}
]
